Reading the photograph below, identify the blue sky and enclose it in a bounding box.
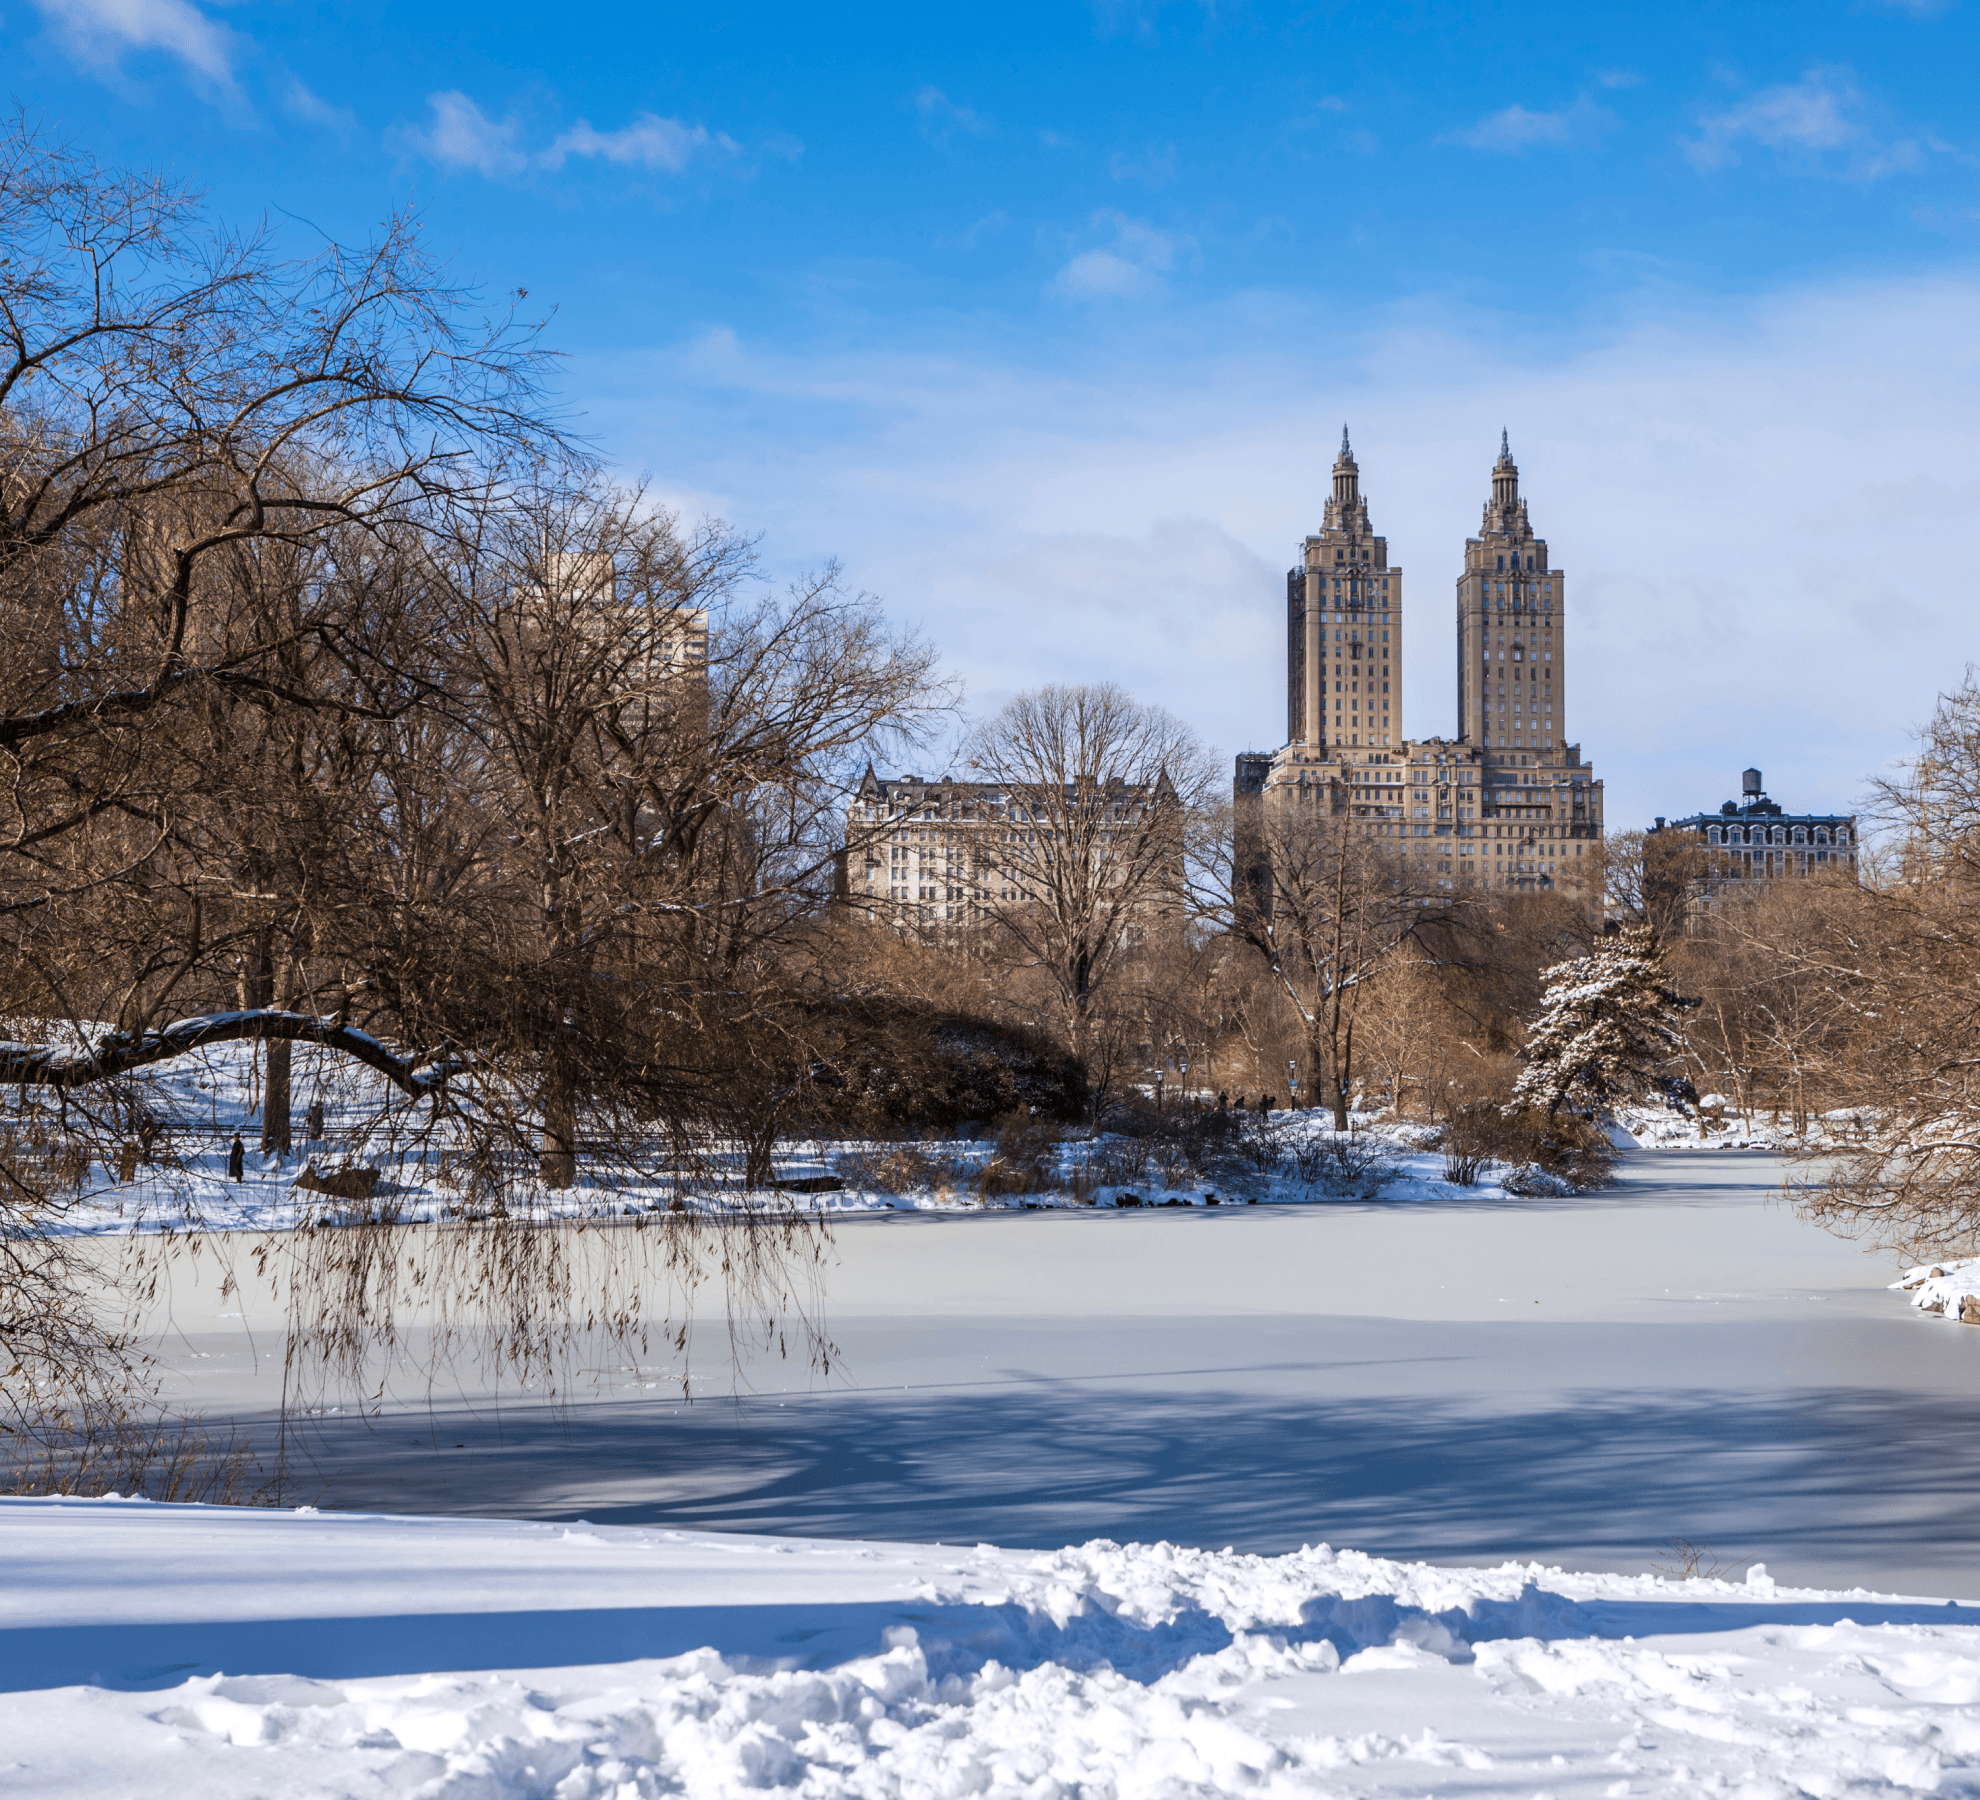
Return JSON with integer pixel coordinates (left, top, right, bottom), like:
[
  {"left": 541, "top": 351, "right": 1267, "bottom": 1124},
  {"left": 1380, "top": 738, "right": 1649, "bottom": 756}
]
[{"left": 8, "top": 0, "right": 1980, "bottom": 829}]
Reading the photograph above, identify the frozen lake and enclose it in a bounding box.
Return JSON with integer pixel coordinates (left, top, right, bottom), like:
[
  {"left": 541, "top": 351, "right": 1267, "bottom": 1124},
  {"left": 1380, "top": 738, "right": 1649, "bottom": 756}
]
[{"left": 136, "top": 1148, "right": 1980, "bottom": 1597}]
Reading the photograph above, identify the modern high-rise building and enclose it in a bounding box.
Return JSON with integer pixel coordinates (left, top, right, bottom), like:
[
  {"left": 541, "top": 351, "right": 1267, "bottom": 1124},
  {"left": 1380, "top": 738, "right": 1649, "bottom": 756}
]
[{"left": 1248, "top": 430, "right": 1604, "bottom": 894}]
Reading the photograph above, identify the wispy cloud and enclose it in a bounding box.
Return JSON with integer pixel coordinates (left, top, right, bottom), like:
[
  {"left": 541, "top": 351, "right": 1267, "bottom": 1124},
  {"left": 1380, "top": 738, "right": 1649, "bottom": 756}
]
[
  {"left": 588, "top": 273, "right": 1980, "bottom": 836},
  {"left": 396, "top": 91, "right": 528, "bottom": 177},
  {"left": 1052, "top": 212, "right": 1186, "bottom": 299},
  {"left": 545, "top": 115, "right": 737, "bottom": 172},
  {"left": 283, "top": 79, "right": 359, "bottom": 140},
  {"left": 1440, "top": 95, "right": 1617, "bottom": 153},
  {"left": 31, "top": 0, "right": 239, "bottom": 93},
  {"left": 395, "top": 93, "right": 738, "bottom": 181},
  {"left": 1685, "top": 69, "right": 1859, "bottom": 169},
  {"left": 913, "top": 86, "right": 994, "bottom": 145}
]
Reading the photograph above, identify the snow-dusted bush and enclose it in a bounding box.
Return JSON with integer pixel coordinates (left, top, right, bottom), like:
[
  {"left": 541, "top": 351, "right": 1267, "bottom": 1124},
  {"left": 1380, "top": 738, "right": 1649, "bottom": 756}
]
[
  {"left": 973, "top": 1115, "right": 1063, "bottom": 1197},
  {"left": 1441, "top": 1102, "right": 1616, "bottom": 1193},
  {"left": 1286, "top": 1128, "right": 1399, "bottom": 1199}
]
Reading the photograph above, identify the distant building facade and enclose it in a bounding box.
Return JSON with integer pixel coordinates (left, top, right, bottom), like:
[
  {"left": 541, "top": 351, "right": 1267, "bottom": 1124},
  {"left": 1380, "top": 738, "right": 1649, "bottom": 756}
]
[
  {"left": 1246, "top": 430, "right": 1604, "bottom": 895},
  {"left": 844, "top": 766, "right": 1177, "bottom": 929},
  {"left": 1653, "top": 768, "right": 1858, "bottom": 896}
]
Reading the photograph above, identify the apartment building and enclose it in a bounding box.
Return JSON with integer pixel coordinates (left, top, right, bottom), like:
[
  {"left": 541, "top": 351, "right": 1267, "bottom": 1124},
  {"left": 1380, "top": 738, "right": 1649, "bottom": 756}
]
[{"left": 1248, "top": 431, "right": 1604, "bottom": 895}]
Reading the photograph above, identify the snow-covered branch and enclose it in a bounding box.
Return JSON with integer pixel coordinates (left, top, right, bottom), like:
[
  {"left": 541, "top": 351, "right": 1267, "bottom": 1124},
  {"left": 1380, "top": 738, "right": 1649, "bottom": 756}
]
[{"left": 0, "top": 1011, "right": 461, "bottom": 1096}]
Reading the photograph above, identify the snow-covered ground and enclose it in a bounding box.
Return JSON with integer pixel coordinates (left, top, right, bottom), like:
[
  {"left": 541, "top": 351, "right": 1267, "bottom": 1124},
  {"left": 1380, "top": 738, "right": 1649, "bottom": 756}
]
[
  {"left": 7, "top": 1496, "right": 1980, "bottom": 1798},
  {"left": 10, "top": 1030, "right": 1764, "bottom": 1235}
]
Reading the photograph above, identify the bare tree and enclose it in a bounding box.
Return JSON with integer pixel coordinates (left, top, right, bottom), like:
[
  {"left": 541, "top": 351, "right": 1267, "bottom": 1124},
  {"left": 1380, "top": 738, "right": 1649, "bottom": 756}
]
[
  {"left": 0, "top": 124, "right": 966, "bottom": 1474},
  {"left": 1757, "top": 673, "right": 1980, "bottom": 1254},
  {"left": 1603, "top": 827, "right": 1711, "bottom": 937},
  {"left": 959, "top": 683, "right": 1213, "bottom": 1083},
  {"left": 1209, "top": 795, "right": 1462, "bottom": 1127}
]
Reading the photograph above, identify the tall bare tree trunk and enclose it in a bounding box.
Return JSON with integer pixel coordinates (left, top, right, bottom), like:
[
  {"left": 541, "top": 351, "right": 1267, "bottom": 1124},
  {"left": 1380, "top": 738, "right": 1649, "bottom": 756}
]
[
  {"left": 539, "top": 1066, "right": 578, "bottom": 1189},
  {"left": 261, "top": 955, "right": 297, "bottom": 1157}
]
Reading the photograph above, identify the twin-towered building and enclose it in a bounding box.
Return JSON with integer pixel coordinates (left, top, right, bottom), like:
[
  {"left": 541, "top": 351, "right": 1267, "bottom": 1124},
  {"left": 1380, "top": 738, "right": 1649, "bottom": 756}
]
[{"left": 1241, "top": 430, "right": 1604, "bottom": 894}]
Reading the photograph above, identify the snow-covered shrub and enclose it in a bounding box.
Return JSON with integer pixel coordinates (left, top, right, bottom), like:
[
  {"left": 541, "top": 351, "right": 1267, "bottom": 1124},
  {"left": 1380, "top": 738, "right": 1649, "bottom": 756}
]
[
  {"left": 973, "top": 1115, "right": 1062, "bottom": 1197},
  {"left": 1286, "top": 1128, "right": 1398, "bottom": 1199},
  {"left": 1501, "top": 1164, "right": 1575, "bottom": 1197},
  {"left": 1228, "top": 1116, "right": 1287, "bottom": 1177},
  {"left": 1441, "top": 1104, "right": 1495, "bottom": 1187},
  {"left": 1499, "top": 1107, "right": 1617, "bottom": 1192},
  {"left": 831, "top": 1139, "right": 974, "bottom": 1200},
  {"left": 1441, "top": 1103, "right": 1618, "bottom": 1193}
]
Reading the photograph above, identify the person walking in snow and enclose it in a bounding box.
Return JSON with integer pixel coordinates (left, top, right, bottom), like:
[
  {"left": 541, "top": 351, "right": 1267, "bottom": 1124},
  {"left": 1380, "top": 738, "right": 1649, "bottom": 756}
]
[{"left": 227, "top": 1134, "right": 245, "bottom": 1182}]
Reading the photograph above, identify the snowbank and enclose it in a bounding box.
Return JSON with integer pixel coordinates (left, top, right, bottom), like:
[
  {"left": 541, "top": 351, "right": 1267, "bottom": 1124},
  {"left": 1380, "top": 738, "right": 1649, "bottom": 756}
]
[
  {"left": 4, "top": 1497, "right": 1979, "bottom": 1797},
  {"left": 1895, "top": 1258, "right": 1980, "bottom": 1325}
]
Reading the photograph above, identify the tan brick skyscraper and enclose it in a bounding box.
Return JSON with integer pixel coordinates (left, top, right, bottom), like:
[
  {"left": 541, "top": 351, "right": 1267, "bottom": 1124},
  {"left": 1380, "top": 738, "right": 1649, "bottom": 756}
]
[
  {"left": 1243, "top": 429, "right": 1603, "bottom": 899},
  {"left": 1285, "top": 427, "right": 1400, "bottom": 753},
  {"left": 1457, "top": 433, "right": 1562, "bottom": 753}
]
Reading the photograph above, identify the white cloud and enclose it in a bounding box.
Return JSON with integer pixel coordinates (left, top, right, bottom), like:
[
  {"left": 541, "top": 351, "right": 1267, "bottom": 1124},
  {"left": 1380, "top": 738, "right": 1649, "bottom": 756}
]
[
  {"left": 1687, "top": 69, "right": 1859, "bottom": 169},
  {"left": 397, "top": 95, "right": 737, "bottom": 181},
  {"left": 1052, "top": 213, "right": 1184, "bottom": 299},
  {"left": 31, "top": 0, "right": 238, "bottom": 91},
  {"left": 913, "top": 86, "right": 994, "bottom": 144},
  {"left": 545, "top": 114, "right": 736, "bottom": 172},
  {"left": 1441, "top": 96, "right": 1617, "bottom": 153},
  {"left": 579, "top": 274, "right": 1980, "bottom": 835},
  {"left": 397, "top": 91, "right": 527, "bottom": 177}
]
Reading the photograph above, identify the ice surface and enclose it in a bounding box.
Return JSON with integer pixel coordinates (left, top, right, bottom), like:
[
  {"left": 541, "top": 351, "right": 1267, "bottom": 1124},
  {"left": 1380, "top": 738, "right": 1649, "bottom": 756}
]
[{"left": 101, "top": 1145, "right": 1980, "bottom": 1601}]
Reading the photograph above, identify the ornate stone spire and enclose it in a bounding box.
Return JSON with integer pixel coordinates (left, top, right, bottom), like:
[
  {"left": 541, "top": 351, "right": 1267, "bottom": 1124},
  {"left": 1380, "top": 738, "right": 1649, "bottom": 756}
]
[
  {"left": 1490, "top": 431, "right": 1520, "bottom": 517},
  {"left": 1332, "top": 424, "right": 1359, "bottom": 511}
]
